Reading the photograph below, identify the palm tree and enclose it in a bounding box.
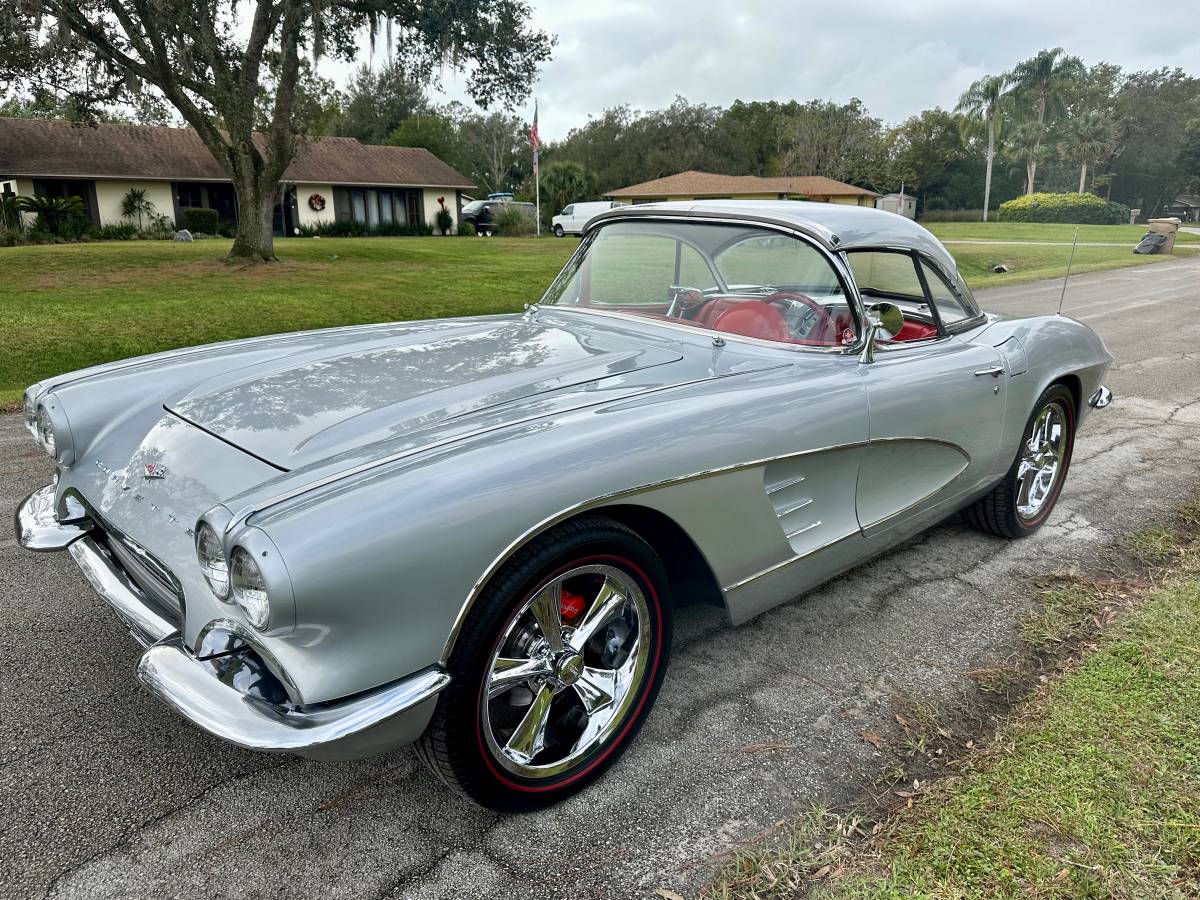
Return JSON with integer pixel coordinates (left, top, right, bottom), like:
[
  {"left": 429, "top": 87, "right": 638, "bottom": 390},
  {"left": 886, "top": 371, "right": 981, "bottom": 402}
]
[
  {"left": 1057, "top": 111, "right": 1117, "bottom": 193},
  {"left": 1003, "top": 121, "right": 1050, "bottom": 195},
  {"left": 956, "top": 74, "right": 1011, "bottom": 221},
  {"left": 16, "top": 194, "right": 87, "bottom": 237},
  {"left": 1011, "top": 47, "right": 1084, "bottom": 193},
  {"left": 119, "top": 187, "right": 156, "bottom": 230}
]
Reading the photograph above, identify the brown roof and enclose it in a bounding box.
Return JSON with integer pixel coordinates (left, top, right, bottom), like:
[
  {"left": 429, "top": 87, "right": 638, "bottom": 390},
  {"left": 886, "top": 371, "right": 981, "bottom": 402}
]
[
  {"left": 0, "top": 117, "right": 474, "bottom": 189},
  {"left": 606, "top": 170, "right": 877, "bottom": 199}
]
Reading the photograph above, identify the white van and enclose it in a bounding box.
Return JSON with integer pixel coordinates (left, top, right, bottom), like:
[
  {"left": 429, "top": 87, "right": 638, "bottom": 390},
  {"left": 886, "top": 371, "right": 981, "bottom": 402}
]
[{"left": 551, "top": 201, "right": 624, "bottom": 237}]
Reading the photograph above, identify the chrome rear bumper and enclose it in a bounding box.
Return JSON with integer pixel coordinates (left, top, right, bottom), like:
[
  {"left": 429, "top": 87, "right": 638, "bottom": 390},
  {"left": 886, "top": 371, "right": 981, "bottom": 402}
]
[
  {"left": 1089, "top": 385, "right": 1113, "bottom": 409},
  {"left": 16, "top": 483, "right": 449, "bottom": 759}
]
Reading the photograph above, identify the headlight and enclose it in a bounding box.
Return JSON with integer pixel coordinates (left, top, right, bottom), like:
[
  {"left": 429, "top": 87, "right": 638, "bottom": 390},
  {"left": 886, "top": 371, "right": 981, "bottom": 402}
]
[
  {"left": 35, "top": 405, "right": 56, "bottom": 457},
  {"left": 195, "top": 521, "right": 230, "bottom": 599},
  {"left": 230, "top": 546, "right": 270, "bottom": 630}
]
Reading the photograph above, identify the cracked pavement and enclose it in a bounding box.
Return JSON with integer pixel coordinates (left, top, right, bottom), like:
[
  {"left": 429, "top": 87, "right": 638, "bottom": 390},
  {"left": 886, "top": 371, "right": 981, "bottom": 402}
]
[{"left": 3, "top": 255, "right": 1199, "bottom": 900}]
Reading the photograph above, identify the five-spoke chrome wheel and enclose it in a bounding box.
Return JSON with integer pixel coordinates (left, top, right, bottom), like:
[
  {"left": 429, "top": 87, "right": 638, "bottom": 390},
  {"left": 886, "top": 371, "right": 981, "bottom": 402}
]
[
  {"left": 1016, "top": 400, "right": 1067, "bottom": 522},
  {"left": 481, "top": 564, "right": 652, "bottom": 780}
]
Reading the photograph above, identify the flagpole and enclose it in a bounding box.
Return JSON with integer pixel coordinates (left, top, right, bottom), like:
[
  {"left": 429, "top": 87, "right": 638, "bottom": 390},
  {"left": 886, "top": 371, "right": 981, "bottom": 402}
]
[{"left": 534, "top": 98, "right": 541, "bottom": 237}]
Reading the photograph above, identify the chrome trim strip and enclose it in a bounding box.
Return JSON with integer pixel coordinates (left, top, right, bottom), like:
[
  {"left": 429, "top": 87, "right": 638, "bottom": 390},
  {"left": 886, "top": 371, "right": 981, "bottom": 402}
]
[
  {"left": 785, "top": 520, "right": 822, "bottom": 539},
  {"left": 777, "top": 497, "right": 814, "bottom": 516},
  {"left": 438, "top": 438, "right": 870, "bottom": 663},
  {"left": 723, "top": 528, "right": 861, "bottom": 592},
  {"left": 230, "top": 365, "right": 793, "bottom": 531},
  {"left": 766, "top": 474, "right": 806, "bottom": 494},
  {"left": 68, "top": 536, "right": 178, "bottom": 647},
  {"left": 14, "top": 484, "right": 93, "bottom": 552},
  {"left": 137, "top": 638, "right": 449, "bottom": 754}
]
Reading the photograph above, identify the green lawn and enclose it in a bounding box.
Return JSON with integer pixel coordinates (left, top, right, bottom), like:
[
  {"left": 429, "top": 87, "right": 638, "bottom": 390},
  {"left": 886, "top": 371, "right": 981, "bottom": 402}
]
[
  {"left": 830, "top": 573, "right": 1200, "bottom": 899},
  {"left": 925, "top": 222, "right": 1200, "bottom": 244},
  {"left": 0, "top": 237, "right": 574, "bottom": 408},
  {"left": 2, "top": 228, "right": 1195, "bottom": 408}
]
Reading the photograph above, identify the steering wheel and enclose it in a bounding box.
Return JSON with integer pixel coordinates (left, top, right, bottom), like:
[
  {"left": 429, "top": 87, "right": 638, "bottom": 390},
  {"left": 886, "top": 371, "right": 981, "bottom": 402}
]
[{"left": 762, "top": 290, "right": 837, "bottom": 342}]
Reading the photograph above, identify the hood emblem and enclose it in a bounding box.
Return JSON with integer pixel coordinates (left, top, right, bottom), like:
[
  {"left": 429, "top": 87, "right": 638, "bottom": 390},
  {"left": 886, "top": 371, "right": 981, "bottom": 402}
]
[{"left": 143, "top": 462, "right": 168, "bottom": 479}]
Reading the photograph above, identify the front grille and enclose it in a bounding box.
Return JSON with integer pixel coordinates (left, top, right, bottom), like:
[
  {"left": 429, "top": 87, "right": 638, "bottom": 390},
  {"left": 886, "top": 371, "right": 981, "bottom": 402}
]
[{"left": 93, "top": 528, "right": 185, "bottom": 623}]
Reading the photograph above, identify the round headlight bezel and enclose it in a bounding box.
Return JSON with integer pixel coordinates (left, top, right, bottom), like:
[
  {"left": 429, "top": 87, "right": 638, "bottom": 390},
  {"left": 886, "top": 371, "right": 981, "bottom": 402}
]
[
  {"left": 230, "top": 546, "right": 271, "bottom": 630},
  {"left": 195, "top": 520, "right": 231, "bottom": 600},
  {"left": 35, "top": 405, "right": 56, "bottom": 457},
  {"left": 23, "top": 385, "right": 40, "bottom": 435}
]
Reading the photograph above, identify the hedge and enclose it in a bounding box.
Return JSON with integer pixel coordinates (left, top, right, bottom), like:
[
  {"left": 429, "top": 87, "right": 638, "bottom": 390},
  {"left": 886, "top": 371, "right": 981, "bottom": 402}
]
[
  {"left": 184, "top": 207, "right": 220, "bottom": 234},
  {"left": 997, "top": 192, "right": 1130, "bottom": 225}
]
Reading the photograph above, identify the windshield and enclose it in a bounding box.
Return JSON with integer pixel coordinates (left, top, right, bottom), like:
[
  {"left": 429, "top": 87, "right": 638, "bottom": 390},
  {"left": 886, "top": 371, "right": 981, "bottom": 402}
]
[
  {"left": 462, "top": 200, "right": 485, "bottom": 214},
  {"left": 541, "top": 220, "right": 857, "bottom": 348}
]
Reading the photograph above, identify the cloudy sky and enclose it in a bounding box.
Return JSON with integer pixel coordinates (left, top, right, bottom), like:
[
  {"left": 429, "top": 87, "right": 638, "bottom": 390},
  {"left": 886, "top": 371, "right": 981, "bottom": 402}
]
[{"left": 384, "top": 0, "right": 1200, "bottom": 140}]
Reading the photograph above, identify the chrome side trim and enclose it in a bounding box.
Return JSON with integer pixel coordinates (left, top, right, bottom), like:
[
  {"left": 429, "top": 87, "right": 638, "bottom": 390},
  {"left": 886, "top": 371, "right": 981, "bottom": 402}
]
[
  {"left": 785, "top": 520, "right": 822, "bottom": 539},
  {"left": 1089, "top": 385, "right": 1113, "bottom": 409},
  {"left": 722, "top": 528, "right": 861, "bottom": 592},
  {"left": 766, "top": 474, "right": 806, "bottom": 494},
  {"left": 14, "top": 484, "right": 92, "bottom": 552},
  {"left": 231, "top": 365, "right": 792, "bottom": 531},
  {"left": 777, "top": 497, "right": 814, "bottom": 516},
  {"left": 438, "top": 439, "right": 870, "bottom": 663},
  {"left": 137, "top": 638, "right": 449, "bottom": 754},
  {"left": 68, "top": 537, "right": 178, "bottom": 647}
]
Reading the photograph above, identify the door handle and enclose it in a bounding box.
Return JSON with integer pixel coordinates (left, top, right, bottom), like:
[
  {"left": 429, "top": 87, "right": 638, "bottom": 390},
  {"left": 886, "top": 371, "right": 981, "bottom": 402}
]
[{"left": 974, "top": 366, "right": 1005, "bottom": 378}]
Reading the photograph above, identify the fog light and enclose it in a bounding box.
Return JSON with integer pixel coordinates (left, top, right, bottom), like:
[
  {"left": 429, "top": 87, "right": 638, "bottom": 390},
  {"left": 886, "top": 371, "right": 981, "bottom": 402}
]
[
  {"left": 195, "top": 521, "right": 230, "bottom": 600},
  {"left": 230, "top": 546, "right": 270, "bottom": 630}
]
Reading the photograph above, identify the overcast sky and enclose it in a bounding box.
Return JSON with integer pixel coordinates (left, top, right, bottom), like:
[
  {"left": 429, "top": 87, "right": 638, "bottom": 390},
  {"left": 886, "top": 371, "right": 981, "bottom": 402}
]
[{"left": 352, "top": 0, "right": 1200, "bottom": 141}]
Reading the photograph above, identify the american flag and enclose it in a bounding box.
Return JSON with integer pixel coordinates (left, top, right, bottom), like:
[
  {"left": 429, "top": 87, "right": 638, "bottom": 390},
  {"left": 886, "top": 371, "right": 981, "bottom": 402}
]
[{"left": 531, "top": 101, "right": 539, "bottom": 175}]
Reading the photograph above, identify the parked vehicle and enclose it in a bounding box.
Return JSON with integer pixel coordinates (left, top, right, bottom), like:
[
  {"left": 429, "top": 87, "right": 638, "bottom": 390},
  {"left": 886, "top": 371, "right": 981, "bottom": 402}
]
[
  {"left": 460, "top": 199, "right": 535, "bottom": 236},
  {"left": 551, "top": 200, "right": 624, "bottom": 236},
  {"left": 17, "top": 201, "right": 1112, "bottom": 812}
]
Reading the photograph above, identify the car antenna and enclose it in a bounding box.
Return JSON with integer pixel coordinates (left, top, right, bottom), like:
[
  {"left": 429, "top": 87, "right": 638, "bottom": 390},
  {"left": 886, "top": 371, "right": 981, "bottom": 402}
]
[{"left": 1056, "top": 228, "right": 1080, "bottom": 316}]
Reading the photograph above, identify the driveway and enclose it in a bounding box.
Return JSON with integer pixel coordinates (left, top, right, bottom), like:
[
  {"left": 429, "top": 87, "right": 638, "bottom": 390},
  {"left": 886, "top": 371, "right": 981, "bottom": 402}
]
[{"left": 4, "top": 256, "right": 1200, "bottom": 900}]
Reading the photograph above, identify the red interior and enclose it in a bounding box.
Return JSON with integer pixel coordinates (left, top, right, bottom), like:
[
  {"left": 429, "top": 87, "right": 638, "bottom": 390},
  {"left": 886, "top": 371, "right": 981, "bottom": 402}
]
[{"left": 893, "top": 319, "right": 938, "bottom": 341}]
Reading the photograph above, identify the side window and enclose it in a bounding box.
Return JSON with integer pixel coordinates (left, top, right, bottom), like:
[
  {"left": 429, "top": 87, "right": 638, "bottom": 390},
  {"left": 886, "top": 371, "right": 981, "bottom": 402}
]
[
  {"left": 562, "top": 205, "right": 574, "bottom": 216},
  {"left": 919, "top": 260, "right": 975, "bottom": 325},
  {"left": 848, "top": 251, "right": 924, "bottom": 300}
]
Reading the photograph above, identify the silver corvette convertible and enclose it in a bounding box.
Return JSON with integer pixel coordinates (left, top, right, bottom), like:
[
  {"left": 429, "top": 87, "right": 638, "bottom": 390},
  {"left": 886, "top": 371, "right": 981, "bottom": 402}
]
[{"left": 16, "top": 201, "right": 1112, "bottom": 811}]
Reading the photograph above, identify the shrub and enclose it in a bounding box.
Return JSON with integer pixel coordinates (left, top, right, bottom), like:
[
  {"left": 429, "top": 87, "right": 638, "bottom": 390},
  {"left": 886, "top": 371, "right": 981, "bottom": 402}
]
[
  {"left": 0, "top": 193, "right": 21, "bottom": 230},
  {"left": 295, "top": 219, "right": 435, "bottom": 238},
  {"left": 494, "top": 204, "right": 535, "bottom": 236},
  {"left": 435, "top": 205, "right": 454, "bottom": 235},
  {"left": 92, "top": 222, "right": 140, "bottom": 240},
  {"left": 184, "top": 207, "right": 219, "bottom": 234},
  {"left": 919, "top": 208, "right": 987, "bottom": 223},
  {"left": 457, "top": 220, "right": 476, "bottom": 237},
  {"left": 17, "top": 194, "right": 88, "bottom": 237},
  {"left": 997, "top": 192, "right": 1130, "bottom": 225},
  {"left": 119, "top": 188, "right": 157, "bottom": 230}
]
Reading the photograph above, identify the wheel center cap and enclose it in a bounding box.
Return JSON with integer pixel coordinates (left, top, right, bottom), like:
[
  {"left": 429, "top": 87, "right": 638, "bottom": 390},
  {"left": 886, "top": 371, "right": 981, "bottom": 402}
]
[{"left": 555, "top": 651, "right": 585, "bottom": 686}]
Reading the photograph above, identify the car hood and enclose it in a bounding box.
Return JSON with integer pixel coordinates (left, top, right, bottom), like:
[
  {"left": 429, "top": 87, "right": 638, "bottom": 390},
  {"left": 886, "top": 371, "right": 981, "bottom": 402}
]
[{"left": 165, "top": 314, "right": 689, "bottom": 470}]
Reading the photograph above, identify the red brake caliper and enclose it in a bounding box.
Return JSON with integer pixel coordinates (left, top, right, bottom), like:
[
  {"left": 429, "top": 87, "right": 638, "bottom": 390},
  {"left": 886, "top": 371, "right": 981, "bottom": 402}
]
[{"left": 559, "top": 589, "right": 586, "bottom": 623}]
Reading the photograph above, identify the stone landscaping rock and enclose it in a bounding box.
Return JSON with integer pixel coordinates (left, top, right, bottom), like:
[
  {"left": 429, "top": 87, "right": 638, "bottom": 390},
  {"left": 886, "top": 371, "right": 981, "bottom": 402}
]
[{"left": 173, "top": 229, "right": 193, "bottom": 243}]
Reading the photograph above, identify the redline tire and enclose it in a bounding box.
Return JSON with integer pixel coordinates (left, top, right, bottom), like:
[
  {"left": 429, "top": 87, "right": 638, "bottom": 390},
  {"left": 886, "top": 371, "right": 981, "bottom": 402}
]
[{"left": 416, "top": 516, "right": 672, "bottom": 812}]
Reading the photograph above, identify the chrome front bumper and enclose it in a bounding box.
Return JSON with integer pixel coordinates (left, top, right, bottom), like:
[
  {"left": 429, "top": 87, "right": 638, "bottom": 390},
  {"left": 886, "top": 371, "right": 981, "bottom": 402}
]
[{"left": 16, "top": 484, "right": 449, "bottom": 759}]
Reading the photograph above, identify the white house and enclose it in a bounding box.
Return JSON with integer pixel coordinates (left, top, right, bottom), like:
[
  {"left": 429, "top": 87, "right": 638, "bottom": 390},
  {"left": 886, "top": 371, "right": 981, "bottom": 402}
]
[{"left": 0, "top": 117, "right": 474, "bottom": 234}]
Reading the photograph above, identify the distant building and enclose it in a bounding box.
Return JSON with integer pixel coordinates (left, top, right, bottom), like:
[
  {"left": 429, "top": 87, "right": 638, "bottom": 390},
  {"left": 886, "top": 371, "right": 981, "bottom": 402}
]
[
  {"left": 1166, "top": 194, "right": 1200, "bottom": 223},
  {"left": 0, "top": 117, "right": 474, "bottom": 234},
  {"left": 605, "top": 170, "right": 878, "bottom": 206},
  {"left": 875, "top": 193, "right": 916, "bottom": 219}
]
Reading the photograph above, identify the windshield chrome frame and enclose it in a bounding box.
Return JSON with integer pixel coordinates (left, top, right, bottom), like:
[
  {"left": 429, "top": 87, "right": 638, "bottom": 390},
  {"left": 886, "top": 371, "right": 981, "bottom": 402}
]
[{"left": 538, "top": 214, "right": 869, "bottom": 356}]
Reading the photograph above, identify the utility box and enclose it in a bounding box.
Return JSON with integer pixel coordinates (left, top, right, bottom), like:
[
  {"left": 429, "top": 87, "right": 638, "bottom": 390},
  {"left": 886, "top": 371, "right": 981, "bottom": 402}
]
[{"left": 1147, "top": 217, "right": 1182, "bottom": 254}]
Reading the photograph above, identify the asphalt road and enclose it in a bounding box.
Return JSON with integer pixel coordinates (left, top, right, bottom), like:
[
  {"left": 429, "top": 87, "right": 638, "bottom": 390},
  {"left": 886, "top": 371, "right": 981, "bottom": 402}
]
[{"left": 4, "top": 255, "right": 1200, "bottom": 900}]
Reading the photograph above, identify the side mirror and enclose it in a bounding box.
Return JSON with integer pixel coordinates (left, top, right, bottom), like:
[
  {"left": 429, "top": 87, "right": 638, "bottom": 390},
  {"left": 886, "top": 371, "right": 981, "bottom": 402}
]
[{"left": 859, "top": 302, "right": 903, "bottom": 364}]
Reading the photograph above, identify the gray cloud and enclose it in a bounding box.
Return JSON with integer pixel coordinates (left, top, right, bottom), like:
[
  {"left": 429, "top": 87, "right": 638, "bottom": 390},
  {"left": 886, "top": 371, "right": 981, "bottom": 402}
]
[{"left": 360, "top": 0, "right": 1200, "bottom": 139}]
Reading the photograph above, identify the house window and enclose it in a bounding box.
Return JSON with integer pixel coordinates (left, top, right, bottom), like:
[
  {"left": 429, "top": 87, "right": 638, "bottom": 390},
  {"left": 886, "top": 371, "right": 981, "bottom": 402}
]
[
  {"left": 351, "top": 190, "right": 366, "bottom": 222},
  {"left": 379, "top": 192, "right": 393, "bottom": 225},
  {"left": 176, "top": 183, "right": 204, "bottom": 208}
]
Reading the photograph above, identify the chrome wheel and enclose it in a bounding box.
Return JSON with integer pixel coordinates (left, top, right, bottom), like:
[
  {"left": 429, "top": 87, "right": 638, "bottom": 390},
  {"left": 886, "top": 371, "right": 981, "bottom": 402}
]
[
  {"left": 1016, "top": 400, "right": 1067, "bottom": 522},
  {"left": 481, "top": 564, "right": 652, "bottom": 780}
]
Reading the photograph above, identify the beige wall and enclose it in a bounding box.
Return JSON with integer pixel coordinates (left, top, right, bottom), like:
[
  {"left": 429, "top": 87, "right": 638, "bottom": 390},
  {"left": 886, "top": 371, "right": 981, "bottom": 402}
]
[
  {"left": 295, "top": 183, "right": 336, "bottom": 228},
  {"left": 422, "top": 188, "right": 457, "bottom": 233},
  {"left": 5, "top": 179, "right": 36, "bottom": 226},
  {"left": 93, "top": 179, "right": 175, "bottom": 227}
]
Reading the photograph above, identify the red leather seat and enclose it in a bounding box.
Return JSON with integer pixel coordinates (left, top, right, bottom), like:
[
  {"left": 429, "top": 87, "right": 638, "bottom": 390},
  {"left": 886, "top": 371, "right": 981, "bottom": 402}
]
[{"left": 703, "top": 299, "right": 791, "bottom": 343}]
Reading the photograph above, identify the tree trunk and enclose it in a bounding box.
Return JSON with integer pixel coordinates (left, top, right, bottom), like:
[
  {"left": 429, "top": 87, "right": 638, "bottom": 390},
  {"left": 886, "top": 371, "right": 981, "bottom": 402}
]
[
  {"left": 1079, "top": 161, "right": 1088, "bottom": 194},
  {"left": 983, "top": 118, "right": 995, "bottom": 222},
  {"left": 227, "top": 155, "right": 279, "bottom": 262},
  {"left": 1026, "top": 159, "right": 1036, "bottom": 195}
]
